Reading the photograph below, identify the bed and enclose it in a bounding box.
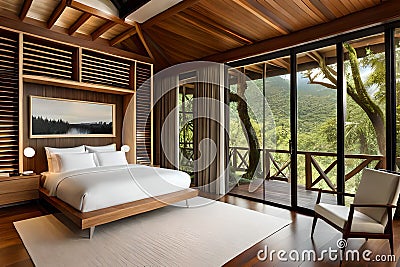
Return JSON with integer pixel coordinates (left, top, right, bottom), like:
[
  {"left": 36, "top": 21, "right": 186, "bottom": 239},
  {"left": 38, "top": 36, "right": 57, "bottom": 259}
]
[{"left": 39, "top": 146, "right": 198, "bottom": 238}]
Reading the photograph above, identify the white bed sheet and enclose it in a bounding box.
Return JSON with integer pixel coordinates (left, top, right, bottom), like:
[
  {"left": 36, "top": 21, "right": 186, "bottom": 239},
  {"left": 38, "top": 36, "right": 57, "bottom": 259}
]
[{"left": 42, "top": 164, "right": 191, "bottom": 212}]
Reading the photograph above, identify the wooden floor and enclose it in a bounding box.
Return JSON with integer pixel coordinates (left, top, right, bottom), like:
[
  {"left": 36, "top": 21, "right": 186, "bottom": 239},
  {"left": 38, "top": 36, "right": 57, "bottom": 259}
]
[
  {"left": 0, "top": 198, "right": 399, "bottom": 266},
  {"left": 230, "top": 180, "right": 337, "bottom": 209}
]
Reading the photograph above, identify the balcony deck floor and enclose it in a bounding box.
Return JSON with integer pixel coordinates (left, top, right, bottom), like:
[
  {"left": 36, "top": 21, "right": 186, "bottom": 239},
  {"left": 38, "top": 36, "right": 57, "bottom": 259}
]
[{"left": 229, "top": 180, "right": 337, "bottom": 209}]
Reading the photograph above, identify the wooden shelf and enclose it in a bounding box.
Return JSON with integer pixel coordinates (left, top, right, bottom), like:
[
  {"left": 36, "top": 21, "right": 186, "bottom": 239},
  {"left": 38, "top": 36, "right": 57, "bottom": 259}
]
[{"left": 23, "top": 75, "right": 135, "bottom": 95}]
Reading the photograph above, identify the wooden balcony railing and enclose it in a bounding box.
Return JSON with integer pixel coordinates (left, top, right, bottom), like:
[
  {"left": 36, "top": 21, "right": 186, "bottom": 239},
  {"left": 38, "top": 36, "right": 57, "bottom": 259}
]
[{"left": 229, "top": 147, "right": 385, "bottom": 193}]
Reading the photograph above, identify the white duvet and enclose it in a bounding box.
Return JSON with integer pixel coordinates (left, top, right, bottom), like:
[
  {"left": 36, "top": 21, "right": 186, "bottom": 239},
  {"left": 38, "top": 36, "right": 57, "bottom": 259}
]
[{"left": 43, "top": 164, "right": 191, "bottom": 212}]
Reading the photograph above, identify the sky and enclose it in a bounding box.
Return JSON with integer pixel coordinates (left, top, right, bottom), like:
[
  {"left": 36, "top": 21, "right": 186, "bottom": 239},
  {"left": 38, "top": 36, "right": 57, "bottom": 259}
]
[{"left": 31, "top": 97, "right": 113, "bottom": 124}]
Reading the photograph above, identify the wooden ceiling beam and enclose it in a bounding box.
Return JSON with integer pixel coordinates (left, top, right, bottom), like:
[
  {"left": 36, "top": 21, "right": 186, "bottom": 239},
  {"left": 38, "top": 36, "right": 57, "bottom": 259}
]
[
  {"left": 68, "top": 0, "right": 134, "bottom": 28},
  {"left": 245, "top": 64, "right": 263, "bottom": 73},
  {"left": 110, "top": 27, "right": 137, "bottom": 46},
  {"left": 231, "top": 0, "right": 290, "bottom": 35},
  {"left": 110, "top": 0, "right": 151, "bottom": 19},
  {"left": 302, "top": 0, "right": 335, "bottom": 21},
  {"left": 68, "top": 13, "right": 91, "bottom": 35},
  {"left": 19, "top": 0, "right": 33, "bottom": 21},
  {"left": 142, "top": 31, "right": 171, "bottom": 69},
  {"left": 267, "top": 61, "right": 285, "bottom": 69},
  {"left": 273, "top": 58, "right": 290, "bottom": 70},
  {"left": 178, "top": 12, "right": 254, "bottom": 45},
  {"left": 91, "top": 21, "right": 116, "bottom": 40},
  {"left": 142, "top": 0, "right": 202, "bottom": 30},
  {"left": 134, "top": 22, "right": 154, "bottom": 61},
  {"left": 47, "top": 0, "right": 67, "bottom": 29},
  {"left": 306, "top": 51, "right": 323, "bottom": 63},
  {"left": 202, "top": 0, "right": 400, "bottom": 63},
  {"left": 175, "top": 14, "right": 242, "bottom": 46}
]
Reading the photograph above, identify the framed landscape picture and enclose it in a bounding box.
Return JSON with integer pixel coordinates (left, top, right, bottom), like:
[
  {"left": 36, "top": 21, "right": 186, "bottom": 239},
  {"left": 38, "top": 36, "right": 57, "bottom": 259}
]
[{"left": 30, "top": 96, "right": 116, "bottom": 138}]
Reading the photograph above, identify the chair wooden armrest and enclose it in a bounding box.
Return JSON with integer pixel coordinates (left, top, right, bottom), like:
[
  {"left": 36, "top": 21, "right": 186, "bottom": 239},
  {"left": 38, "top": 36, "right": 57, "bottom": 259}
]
[
  {"left": 345, "top": 203, "right": 396, "bottom": 235},
  {"left": 315, "top": 189, "right": 355, "bottom": 204},
  {"left": 350, "top": 203, "right": 397, "bottom": 208}
]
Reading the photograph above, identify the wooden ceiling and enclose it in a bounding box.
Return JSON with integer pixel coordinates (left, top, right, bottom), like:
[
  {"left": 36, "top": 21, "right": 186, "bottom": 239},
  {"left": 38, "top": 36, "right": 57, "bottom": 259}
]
[{"left": 0, "top": 0, "right": 398, "bottom": 70}]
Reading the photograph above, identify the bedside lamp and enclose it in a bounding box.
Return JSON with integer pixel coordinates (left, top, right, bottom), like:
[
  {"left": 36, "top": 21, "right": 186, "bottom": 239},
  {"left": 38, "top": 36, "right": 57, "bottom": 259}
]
[
  {"left": 23, "top": 147, "right": 35, "bottom": 175},
  {"left": 121, "top": 145, "right": 130, "bottom": 153}
]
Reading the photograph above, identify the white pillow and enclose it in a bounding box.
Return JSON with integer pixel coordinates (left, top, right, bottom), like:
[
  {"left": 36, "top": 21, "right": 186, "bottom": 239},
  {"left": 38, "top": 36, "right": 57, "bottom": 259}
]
[
  {"left": 85, "top": 144, "right": 116, "bottom": 153},
  {"left": 45, "top": 146, "right": 86, "bottom": 172},
  {"left": 54, "top": 153, "right": 97, "bottom": 173},
  {"left": 95, "top": 151, "right": 128, "bottom": 167}
]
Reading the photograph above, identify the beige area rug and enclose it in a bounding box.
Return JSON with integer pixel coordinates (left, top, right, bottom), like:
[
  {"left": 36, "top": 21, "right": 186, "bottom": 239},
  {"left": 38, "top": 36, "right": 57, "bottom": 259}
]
[{"left": 14, "top": 197, "right": 291, "bottom": 267}]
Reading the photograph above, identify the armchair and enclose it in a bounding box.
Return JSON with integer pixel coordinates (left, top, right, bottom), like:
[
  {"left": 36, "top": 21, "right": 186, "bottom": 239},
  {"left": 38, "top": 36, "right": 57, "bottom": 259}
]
[{"left": 311, "top": 168, "right": 400, "bottom": 254}]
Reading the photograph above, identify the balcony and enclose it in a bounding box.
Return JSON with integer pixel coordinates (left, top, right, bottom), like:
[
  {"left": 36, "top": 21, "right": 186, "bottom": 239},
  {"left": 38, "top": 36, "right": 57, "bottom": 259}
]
[{"left": 228, "top": 146, "right": 385, "bottom": 210}]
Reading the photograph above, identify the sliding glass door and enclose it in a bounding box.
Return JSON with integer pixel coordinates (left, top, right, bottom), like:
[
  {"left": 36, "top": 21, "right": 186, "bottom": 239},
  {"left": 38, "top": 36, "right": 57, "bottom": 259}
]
[
  {"left": 343, "top": 33, "right": 386, "bottom": 204},
  {"left": 263, "top": 57, "right": 291, "bottom": 206},
  {"left": 296, "top": 45, "right": 338, "bottom": 209},
  {"left": 228, "top": 57, "right": 292, "bottom": 206},
  {"left": 227, "top": 24, "right": 397, "bottom": 211},
  {"left": 228, "top": 65, "right": 265, "bottom": 201}
]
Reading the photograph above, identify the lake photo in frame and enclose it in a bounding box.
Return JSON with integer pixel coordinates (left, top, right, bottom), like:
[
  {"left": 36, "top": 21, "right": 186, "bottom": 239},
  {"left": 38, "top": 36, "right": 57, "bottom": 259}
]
[{"left": 30, "top": 96, "right": 115, "bottom": 138}]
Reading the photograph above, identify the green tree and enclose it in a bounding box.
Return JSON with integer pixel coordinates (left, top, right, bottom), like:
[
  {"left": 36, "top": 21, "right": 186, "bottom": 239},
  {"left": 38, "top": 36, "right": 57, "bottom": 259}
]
[
  {"left": 230, "top": 72, "right": 261, "bottom": 179},
  {"left": 305, "top": 43, "right": 385, "bottom": 155}
]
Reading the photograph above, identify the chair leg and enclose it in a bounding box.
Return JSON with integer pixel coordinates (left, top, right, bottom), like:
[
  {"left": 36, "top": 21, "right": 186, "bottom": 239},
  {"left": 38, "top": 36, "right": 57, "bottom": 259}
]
[
  {"left": 340, "top": 236, "right": 347, "bottom": 264},
  {"left": 389, "top": 235, "right": 394, "bottom": 255},
  {"left": 311, "top": 215, "right": 318, "bottom": 237}
]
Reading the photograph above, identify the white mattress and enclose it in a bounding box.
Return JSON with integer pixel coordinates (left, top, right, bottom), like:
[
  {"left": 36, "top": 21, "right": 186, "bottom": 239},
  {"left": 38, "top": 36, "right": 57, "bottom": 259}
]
[{"left": 43, "top": 164, "right": 191, "bottom": 212}]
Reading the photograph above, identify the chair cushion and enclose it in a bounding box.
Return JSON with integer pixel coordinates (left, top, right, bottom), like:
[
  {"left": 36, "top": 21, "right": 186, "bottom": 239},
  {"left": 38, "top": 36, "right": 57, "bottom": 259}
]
[
  {"left": 315, "top": 203, "right": 385, "bottom": 233},
  {"left": 354, "top": 169, "right": 400, "bottom": 225}
]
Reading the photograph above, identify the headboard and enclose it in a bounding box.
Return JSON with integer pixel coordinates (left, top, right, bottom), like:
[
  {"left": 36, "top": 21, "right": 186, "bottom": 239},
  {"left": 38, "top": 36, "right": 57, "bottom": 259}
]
[{"left": 23, "top": 83, "right": 124, "bottom": 173}]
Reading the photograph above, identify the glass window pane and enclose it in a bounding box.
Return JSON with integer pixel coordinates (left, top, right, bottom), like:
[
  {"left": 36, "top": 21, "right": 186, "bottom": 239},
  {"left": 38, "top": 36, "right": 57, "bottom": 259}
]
[
  {"left": 179, "top": 84, "right": 195, "bottom": 180},
  {"left": 228, "top": 56, "right": 291, "bottom": 207},
  {"left": 344, "top": 33, "right": 386, "bottom": 201},
  {"left": 297, "top": 45, "right": 338, "bottom": 209},
  {"left": 395, "top": 29, "right": 400, "bottom": 171}
]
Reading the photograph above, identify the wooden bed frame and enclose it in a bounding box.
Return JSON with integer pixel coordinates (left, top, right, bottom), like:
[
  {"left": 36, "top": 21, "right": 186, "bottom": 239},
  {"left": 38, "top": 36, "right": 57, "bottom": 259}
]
[{"left": 39, "top": 187, "right": 199, "bottom": 238}]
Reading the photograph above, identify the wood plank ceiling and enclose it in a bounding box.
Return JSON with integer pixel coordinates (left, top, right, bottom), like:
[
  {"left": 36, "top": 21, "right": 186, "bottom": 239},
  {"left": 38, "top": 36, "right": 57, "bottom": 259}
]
[{"left": 0, "top": 0, "right": 394, "bottom": 69}]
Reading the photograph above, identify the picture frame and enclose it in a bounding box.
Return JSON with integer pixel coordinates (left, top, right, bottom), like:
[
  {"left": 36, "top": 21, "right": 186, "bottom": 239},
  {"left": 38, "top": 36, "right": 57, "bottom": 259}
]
[{"left": 30, "top": 96, "right": 116, "bottom": 138}]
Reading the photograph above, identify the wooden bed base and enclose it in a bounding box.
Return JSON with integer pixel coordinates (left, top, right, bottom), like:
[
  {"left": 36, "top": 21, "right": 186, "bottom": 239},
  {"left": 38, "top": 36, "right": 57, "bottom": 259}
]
[{"left": 39, "top": 187, "right": 199, "bottom": 238}]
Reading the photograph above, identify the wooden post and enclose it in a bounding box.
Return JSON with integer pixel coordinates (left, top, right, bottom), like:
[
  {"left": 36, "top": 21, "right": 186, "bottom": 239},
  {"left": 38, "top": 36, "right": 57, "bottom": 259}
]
[
  {"left": 232, "top": 147, "right": 237, "bottom": 172},
  {"left": 305, "top": 153, "right": 312, "bottom": 190},
  {"left": 265, "top": 150, "right": 270, "bottom": 180}
]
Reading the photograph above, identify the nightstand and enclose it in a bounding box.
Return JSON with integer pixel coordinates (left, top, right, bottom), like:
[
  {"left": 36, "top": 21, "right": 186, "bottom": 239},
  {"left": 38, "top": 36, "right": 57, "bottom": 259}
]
[{"left": 0, "top": 174, "right": 40, "bottom": 206}]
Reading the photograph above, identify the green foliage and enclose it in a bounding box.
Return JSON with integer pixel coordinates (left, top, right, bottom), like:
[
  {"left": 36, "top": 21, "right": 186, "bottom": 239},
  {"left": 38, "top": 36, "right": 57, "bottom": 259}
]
[{"left": 229, "top": 44, "right": 392, "bottom": 196}]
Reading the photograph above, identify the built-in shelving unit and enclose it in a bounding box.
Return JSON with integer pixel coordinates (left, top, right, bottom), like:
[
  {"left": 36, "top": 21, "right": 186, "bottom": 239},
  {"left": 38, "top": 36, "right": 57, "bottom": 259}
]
[
  {"left": 19, "top": 33, "right": 151, "bottom": 95},
  {"left": 23, "top": 75, "right": 134, "bottom": 95},
  {"left": 0, "top": 27, "right": 154, "bottom": 170}
]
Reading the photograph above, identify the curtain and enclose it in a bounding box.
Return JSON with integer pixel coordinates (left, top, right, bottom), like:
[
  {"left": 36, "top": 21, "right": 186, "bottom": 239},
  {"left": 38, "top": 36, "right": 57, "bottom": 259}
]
[
  {"left": 154, "top": 63, "right": 228, "bottom": 196},
  {"left": 154, "top": 74, "right": 179, "bottom": 169},
  {"left": 194, "top": 64, "right": 228, "bottom": 196}
]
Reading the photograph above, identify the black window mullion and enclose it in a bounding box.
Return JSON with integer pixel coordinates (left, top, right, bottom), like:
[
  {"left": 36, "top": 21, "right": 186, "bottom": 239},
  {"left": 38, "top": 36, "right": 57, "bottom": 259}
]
[
  {"left": 385, "top": 28, "right": 396, "bottom": 171},
  {"left": 290, "top": 51, "right": 298, "bottom": 209},
  {"left": 336, "top": 43, "right": 345, "bottom": 205}
]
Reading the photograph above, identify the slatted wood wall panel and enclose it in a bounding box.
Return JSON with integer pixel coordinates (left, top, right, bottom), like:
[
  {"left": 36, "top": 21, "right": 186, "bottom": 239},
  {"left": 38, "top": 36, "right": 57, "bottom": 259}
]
[
  {"left": 135, "top": 63, "right": 152, "bottom": 164},
  {"left": 0, "top": 30, "right": 19, "bottom": 174},
  {"left": 23, "top": 37, "right": 74, "bottom": 80},
  {"left": 81, "top": 50, "right": 132, "bottom": 89}
]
